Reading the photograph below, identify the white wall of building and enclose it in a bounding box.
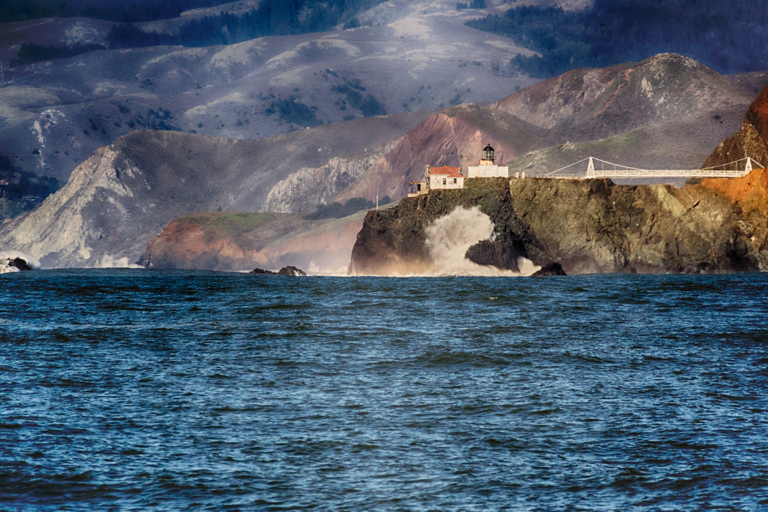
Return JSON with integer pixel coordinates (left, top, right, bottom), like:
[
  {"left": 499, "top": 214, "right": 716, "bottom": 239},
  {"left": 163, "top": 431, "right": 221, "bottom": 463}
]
[
  {"left": 467, "top": 165, "right": 509, "bottom": 178},
  {"left": 428, "top": 175, "right": 464, "bottom": 190}
]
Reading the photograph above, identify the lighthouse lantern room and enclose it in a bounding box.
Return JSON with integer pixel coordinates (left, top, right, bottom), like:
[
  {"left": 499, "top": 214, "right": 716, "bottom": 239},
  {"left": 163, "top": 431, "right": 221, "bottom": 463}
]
[
  {"left": 480, "top": 144, "right": 495, "bottom": 165},
  {"left": 467, "top": 143, "right": 509, "bottom": 178}
]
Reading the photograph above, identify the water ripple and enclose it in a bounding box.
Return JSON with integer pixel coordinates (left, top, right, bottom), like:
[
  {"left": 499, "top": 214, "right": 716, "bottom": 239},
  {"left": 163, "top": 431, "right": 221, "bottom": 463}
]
[{"left": 2, "top": 270, "right": 768, "bottom": 510}]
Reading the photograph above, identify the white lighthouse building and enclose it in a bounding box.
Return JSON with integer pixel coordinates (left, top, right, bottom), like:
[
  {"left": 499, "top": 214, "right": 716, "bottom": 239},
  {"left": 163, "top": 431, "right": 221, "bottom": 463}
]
[{"left": 466, "top": 144, "right": 509, "bottom": 178}]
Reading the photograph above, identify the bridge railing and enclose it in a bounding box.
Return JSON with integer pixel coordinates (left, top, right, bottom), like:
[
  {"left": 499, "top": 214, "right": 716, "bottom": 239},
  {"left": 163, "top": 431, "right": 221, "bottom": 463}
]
[
  {"left": 589, "top": 169, "right": 749, "bottom": 178},
  {"left": 524, "top": 156, "right": 766, "bottom": 180}
]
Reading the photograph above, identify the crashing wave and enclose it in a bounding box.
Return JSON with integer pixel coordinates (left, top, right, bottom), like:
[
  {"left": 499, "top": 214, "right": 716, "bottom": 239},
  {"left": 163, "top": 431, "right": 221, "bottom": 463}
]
[{"left": 0, "top": 251, "right": 41, "bottom": 274}]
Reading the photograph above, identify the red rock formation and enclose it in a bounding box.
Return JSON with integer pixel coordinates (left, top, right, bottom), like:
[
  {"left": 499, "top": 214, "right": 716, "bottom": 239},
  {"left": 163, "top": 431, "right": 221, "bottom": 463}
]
[{"left": 701, "top": 168, "right": 768, "bottom": 214}]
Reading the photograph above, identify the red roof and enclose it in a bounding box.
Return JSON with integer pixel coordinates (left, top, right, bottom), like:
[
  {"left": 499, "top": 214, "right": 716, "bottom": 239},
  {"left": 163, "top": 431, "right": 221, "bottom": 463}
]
[{"left": 429, "top": 166, "right": 463, "bottom": 178}]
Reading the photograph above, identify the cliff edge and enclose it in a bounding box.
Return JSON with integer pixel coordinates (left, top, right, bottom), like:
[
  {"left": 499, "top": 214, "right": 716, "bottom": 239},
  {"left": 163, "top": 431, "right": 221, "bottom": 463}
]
[
  {"left": 349, "top": 178, "right": 540, "bottom": 275},
  {"left": 349, "top": 173, "right": 768, "bottom": 275}
]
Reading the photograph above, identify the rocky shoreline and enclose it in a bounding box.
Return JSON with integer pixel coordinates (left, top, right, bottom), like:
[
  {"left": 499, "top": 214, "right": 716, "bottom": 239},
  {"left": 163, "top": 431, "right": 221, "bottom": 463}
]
[{"left": 349, "top": 172, "right": 768, "bottom": 275}]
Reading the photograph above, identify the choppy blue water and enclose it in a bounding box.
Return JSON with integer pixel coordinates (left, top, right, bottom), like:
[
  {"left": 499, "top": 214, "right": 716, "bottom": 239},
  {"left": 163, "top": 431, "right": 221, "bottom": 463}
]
[{"left": 2, "top": 270, "right": 768, "bottom": 511}]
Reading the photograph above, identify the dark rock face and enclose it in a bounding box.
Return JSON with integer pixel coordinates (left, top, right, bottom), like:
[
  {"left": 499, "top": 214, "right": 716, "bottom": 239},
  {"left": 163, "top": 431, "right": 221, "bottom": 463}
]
[
  {"left": 349, "top": 172, "right": 768, "bottom": 275},
  {"left": 348, "top": 178, "right": 539, "bottom": 275},
  {"left": 9, "top": 258, "right": 32, "bottom": 271},
  {"left": 532, "top": 262, "right": 566, "bottom": 277},
  {"left": 250, "top": 266, "right": 307, "bottom": 276},
  {"left": 276, "top": 266, "right": 307, "bottom": 276},
  {"left": 250, "top": 268, "right": 275, "bottom": 275}
]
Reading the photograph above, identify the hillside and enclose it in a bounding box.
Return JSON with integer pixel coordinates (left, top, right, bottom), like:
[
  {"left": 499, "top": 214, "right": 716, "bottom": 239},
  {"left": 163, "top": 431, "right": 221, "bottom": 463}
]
[
  {"left": 0, "top": 1, "right": 540, "bottom": 183},
  {"left": 2, "top": 53, "right": 765, "bottom": 269},
  {"left": 704, "top": 84, "right": 768, "bottom": 170},
  {"left": 0, "top": 113, "right": 428, "bottom": 267},
  {"left": 494, "top": 54, "right": 759, "bottom": 176},
  {"left": 467, "top": 0, "right": 768, "bottom": 78}
]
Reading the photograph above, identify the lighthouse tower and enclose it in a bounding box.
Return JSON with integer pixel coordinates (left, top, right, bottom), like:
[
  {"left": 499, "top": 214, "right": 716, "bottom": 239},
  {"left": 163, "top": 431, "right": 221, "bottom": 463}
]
[
  {"left": 467, "top": 143, "right": 510, "bottom": 178},
  {"left": 479, "top": 144, "right": 495, "bottom": 165}
]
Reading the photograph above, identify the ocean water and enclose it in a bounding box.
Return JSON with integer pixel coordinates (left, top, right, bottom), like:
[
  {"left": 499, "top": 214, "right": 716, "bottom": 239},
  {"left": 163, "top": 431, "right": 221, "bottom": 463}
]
[{"left": 2, "top": 269, "right": 768, "bottom": 511}]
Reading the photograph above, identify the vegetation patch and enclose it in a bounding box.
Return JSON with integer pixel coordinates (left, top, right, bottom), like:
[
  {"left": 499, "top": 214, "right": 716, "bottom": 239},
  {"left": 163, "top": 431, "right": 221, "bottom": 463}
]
[
  {"left": 180, "top": 212, "right": 279, "bottom": 239},
  {"left": 106, "top": 0, "right": 388, "bottom": 49},
  {"left": 304, "top": 196, "right": 390, "bottom": 220},
  {"left": 331, "top": 78, "right": 387, "bottom": 117},
  {"left": 11, "top": 42, "right": 106, "bottom": 66},
  {"left": 456, "top": 0, "right": 486, "bottom": 9},
  {"left": 264, "top": 99, "right": 321, "bottom": 128},
  {"left": 1, "top": 0, "right": 240, "bottom": 23}
]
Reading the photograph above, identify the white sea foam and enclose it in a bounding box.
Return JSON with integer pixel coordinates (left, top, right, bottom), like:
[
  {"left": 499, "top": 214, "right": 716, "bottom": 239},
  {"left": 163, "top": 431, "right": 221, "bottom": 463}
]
[
  {"left": 92, "top": 255, "right": 142, "bottom": 269},
  {"left": 0, "top": 250, "right": 41, "bottom": 273},
  {"left": 423, "top": 206, "right": 539, "bottom": 277}
]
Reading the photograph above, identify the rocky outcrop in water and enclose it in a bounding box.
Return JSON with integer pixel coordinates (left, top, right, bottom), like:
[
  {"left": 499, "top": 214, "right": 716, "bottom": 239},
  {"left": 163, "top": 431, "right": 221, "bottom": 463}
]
[
  {"left": 532, "top": 262, "right": 566, "bottom": 277},
  {"left": 349, "top": 170, "right": 768, "bottom": 275},
  {"left": 0, "top": 251, "right": 40, "bottom": 273},
  {"left": 251, "top": 266, "right": 307, "bottom": 276}
]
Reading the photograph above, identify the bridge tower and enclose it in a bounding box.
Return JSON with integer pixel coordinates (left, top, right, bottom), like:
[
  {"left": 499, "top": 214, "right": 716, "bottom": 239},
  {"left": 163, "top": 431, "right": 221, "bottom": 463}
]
[{"left": 586, "top": 156, "right": 596, "bottom": 178}]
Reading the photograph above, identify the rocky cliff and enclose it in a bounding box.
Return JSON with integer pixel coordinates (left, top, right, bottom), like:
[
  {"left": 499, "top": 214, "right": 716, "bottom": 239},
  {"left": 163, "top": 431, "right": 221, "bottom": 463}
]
[
  {"left": 703, "top": 84, "right": 768, "bottom": 169},
  {"left": 349, "top": 171, "right": 768, "bottom": 275},
  {"left": 349, "top": 178, "right": 536, "bottom": 275}
]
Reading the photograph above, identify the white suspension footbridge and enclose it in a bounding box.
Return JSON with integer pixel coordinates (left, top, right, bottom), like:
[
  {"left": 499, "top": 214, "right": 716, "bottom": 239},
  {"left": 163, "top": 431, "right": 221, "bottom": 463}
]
[{"left": 526, "top": 156, "right": 764, "bottom": 180}]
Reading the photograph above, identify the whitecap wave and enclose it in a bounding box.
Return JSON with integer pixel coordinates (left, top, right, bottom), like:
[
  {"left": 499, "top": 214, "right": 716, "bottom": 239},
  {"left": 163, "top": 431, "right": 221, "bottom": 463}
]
[
  {"left": 91, "top": 254, "right": 142, "bottom": 269},
  {"left": 424, "top": 206, "right": 539, "bottom": 277}
]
